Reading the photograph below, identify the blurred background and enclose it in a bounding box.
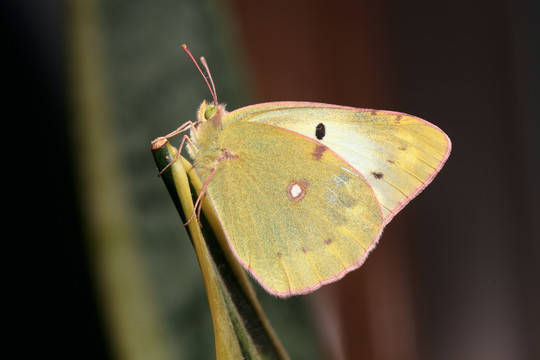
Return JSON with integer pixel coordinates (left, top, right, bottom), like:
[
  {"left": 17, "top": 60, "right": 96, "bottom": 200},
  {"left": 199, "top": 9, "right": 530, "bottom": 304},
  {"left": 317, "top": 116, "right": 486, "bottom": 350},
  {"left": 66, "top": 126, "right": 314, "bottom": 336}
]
[{"left": 7, "top": 0, "right": 538, "bottom": 359}]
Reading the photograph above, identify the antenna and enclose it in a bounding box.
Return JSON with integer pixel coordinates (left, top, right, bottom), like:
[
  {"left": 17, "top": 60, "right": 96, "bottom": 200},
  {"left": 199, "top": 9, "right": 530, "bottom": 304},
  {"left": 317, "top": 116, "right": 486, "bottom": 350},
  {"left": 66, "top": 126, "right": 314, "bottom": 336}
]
[
  {"left": 200, "top": 56, "right": 218, "bottom": 105},
  {"left": 181, "top": 44, "right": 218, "bottom": 105}
]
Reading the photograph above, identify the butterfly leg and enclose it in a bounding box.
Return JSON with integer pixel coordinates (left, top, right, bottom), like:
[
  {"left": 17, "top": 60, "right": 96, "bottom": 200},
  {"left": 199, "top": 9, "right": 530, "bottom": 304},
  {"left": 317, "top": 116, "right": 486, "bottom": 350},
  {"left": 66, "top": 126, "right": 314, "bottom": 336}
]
[
  {"left": 184, "top": 166, "right": 217, "bottom": 226},
  {"left": 157, "top": 134, "right": 198, "bottom": 176},
  {"left": 158, "top": 120, "right": 200, "bottom": 140},
  {"left": 152, "top": 121, "right": 200, "bottom": 170},
  {"left": 152, "top": 119, "right": 197, "bottom": 154}
]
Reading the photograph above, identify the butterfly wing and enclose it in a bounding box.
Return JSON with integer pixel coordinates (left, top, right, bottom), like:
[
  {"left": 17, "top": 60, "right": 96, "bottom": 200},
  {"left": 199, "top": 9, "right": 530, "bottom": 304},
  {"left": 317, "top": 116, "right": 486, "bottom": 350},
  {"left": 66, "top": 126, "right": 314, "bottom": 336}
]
[
  {"left": 203, "top": 121, "right": 384, "bottom": 297},
  {"left": 224, "top": 102, "right": 451, "bottom": 223}
]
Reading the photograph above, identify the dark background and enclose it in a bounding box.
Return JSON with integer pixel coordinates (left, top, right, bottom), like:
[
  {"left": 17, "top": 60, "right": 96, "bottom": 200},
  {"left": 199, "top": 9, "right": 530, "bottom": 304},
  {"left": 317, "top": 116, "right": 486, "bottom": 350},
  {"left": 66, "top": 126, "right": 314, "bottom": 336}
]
[{"left": 7, "top": 0, "right": 538, "bottom": 359}]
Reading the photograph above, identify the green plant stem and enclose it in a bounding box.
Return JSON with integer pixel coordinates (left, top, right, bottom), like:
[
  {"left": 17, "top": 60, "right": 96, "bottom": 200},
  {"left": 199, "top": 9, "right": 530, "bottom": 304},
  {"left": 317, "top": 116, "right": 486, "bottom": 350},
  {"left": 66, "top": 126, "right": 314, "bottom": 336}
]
[{"left": 151, "top": 139, "right": 289, "bottom": 360}]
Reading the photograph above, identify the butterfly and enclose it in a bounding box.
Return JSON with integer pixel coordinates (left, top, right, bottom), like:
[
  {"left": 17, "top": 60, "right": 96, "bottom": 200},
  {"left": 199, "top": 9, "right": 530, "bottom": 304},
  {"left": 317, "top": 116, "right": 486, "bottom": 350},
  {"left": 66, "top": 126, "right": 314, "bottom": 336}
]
[{"left": 156, "top": 45, "right": 451, "bottom": 298}]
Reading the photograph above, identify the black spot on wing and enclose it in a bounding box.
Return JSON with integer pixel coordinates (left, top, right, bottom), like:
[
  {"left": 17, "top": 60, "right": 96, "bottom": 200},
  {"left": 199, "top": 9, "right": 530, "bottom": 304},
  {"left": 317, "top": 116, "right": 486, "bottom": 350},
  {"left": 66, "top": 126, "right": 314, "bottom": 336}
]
[
  {"left": 371, "top": 171, "right": 384, "bottom": 179},
  {"left": 315, "top": 123, "right": 326, "bottom": 140}
]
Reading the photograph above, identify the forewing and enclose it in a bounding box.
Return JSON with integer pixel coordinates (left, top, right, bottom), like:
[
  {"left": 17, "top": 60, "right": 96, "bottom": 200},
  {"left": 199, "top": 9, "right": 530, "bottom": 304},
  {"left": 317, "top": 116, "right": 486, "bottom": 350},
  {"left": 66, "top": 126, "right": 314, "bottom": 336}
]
[
  {"left": 226, "top": 102, "right": 451, "bottom": 223},
  {"left": 205, "top": 122, "right": 383, "bottom": 297}
]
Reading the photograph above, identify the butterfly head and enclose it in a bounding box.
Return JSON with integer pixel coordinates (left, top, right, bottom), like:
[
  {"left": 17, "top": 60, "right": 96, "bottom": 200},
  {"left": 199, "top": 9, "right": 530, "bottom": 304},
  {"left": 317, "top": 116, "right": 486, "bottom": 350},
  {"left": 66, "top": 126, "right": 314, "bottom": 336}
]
[
  {"left": 181, "top": 45, "right": 226, "bottom": 129},
  {"left": 198, "top": 100, "right": 226, "bottom": 129}
]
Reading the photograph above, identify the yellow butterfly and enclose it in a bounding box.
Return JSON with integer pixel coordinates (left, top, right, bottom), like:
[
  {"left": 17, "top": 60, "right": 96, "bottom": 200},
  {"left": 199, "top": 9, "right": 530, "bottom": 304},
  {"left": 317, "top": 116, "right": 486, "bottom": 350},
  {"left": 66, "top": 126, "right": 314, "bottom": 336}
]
[{"left": 159, "top": 45, "right": 451, "bottom": 298}]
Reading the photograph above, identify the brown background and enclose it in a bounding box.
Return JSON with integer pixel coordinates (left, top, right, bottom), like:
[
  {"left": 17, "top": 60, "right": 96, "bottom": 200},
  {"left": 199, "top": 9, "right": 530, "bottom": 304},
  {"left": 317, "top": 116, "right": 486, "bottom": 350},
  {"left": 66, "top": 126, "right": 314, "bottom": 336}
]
[{"left": 227, "top": 0, "right": 539, "bottom": 359}]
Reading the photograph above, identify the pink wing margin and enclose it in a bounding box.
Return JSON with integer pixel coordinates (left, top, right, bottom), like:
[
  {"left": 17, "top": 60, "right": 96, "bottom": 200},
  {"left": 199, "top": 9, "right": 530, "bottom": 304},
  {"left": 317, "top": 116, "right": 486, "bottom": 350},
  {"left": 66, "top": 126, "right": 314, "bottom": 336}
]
[{"left": 380, "top": 115, "right": 452, "bottom": 226}]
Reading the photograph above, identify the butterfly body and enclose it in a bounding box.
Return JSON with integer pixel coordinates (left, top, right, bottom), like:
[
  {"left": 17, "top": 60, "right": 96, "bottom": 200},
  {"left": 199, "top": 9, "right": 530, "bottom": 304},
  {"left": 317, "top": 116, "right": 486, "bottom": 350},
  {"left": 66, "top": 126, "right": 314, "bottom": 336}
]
[{"left": 186, "top": 100, "right": 451, "bottom": 297}]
